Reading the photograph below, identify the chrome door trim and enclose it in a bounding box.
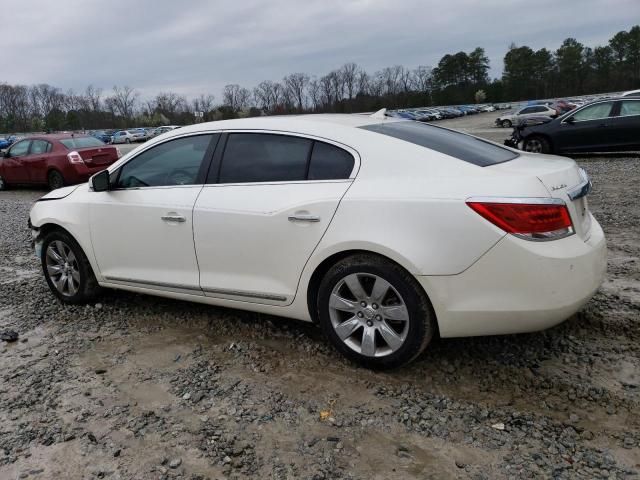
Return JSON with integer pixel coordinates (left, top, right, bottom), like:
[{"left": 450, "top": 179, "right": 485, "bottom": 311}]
[
  {"left": 103, "top": 276, "right": 287, "bottom": 302},
  {"left": 202, "top": 287, "right": 287, "bottom": 302}
]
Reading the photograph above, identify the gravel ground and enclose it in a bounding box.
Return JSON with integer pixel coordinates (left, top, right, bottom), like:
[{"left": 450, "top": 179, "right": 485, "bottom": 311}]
[{"left": 0, "top": 114, "right": 639, "bottom": 479}]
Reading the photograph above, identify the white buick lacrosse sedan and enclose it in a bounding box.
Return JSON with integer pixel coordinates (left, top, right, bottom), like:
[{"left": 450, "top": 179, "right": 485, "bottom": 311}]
[{"left": 29, "top": 113, "right": 606, "bottom": 368}]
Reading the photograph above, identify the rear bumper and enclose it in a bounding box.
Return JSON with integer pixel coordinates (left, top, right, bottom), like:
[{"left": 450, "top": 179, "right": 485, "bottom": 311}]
[
  {"left": 64, "top": 163, "right": 111, "bottom": 183},
  {"left": 419, "top": 215, "right": 607, "bottom": 338}
]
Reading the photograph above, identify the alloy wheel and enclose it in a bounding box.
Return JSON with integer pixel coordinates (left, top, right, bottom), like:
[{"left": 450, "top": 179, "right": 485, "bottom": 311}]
[
  {"left": 45, "top": 240, "right": 80, "bottom": 296},
  {"left": 524, "top": 139, "right": 543, "bottom": 153},
  {"left": 328, "top": 273, "right": 409, "bottom": 358}
]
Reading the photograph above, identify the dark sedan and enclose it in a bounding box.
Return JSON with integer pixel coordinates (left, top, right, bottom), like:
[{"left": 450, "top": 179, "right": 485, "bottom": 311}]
[{"left": 517, "top": 97, "right": 640, "bottom": 154}]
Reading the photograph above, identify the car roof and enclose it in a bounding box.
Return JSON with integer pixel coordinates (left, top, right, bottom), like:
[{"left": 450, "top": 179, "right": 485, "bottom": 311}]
[{"left": 22, "top": 133, "right": 93, "bottom": 141}]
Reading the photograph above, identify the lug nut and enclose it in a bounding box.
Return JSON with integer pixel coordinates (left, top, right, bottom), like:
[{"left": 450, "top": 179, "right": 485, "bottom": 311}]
[
  {"left": 360, "top": 301, "right": 367, "bottom": 307},
  {"left": 366, "top": 320, "right": 373, "bottom": 327},
  {"left": 372, "top": 303, "right": 378, "bottom": 309},
  {"left": 375, "top": 315, "right": 382, "bottom": 321},
  {"left": 357, "top": 312, "right": 364, "bottom": 318}
]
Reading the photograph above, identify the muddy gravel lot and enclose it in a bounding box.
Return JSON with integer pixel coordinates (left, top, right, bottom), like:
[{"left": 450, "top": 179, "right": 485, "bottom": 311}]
[{"left": 1, "top": 114, "right": 639, "bottom": 479}]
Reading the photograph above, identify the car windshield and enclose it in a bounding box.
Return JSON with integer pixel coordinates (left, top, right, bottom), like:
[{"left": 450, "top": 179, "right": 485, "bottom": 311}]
[
  {"left": 360, "top": 121, "right": 518, "bottom": 166},
  {"left": 60, "top": 136, "right": 105, "bottom": 149}
]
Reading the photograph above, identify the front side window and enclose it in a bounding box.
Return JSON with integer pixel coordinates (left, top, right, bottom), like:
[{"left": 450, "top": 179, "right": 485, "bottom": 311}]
[
  {"left": 116, "top": 134, "right": 215, "bottom": 188},
  {"left": 8, "top": 140, "right": 30, "bottom": 157},
  {"left": 620, "top": 100, "right": 640, "bottom": 116},
  {"left": 218, "top": 133, "right": 312, "bottom": 183},
  {"left": 30, "top": 140, "right": 50, "bottom": 154},
  {"left": 572, "top": 102, "right": 613, "bottom": 121}
]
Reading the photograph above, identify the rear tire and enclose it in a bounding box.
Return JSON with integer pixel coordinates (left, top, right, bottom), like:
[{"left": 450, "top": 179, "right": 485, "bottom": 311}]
[
  {"left": 523, "top": 135, "right": 551, "bottom": 154},
  {"left": 48, "top": 170, "right": 64, "bottom": 190},
  {"left": 125, "top": 138, "right": 131, "bottom": 144},
  {"left": 317, "top": 254, "right": 436, "bottom": 369},
  {"left": 0, "top": 174, "right": 7, "bottom": 190},
  {"left": 41, "top": 229, "right": 101, "bottom": 304},
  {"left": 501, "top": 119, "right": 512, "bottom": 128}
]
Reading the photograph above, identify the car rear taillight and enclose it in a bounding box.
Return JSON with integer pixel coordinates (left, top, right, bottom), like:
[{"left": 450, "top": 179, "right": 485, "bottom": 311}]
[
  {"left": 67, "top": 151, "right": 84, "bottom": 164},
  {"left": 466, "top": 199, "right": 574, "bottom": 241}
]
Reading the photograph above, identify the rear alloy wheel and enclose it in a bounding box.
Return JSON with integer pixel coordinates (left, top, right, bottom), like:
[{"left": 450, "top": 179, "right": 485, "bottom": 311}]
[
  {"left": 523, "top": 136, "right": 551, "bottom": 154},
  {"left": 48, "top": 170, "right": 65, "bottom": 190},
  {"left": 501, "top": 119, "right": 512, "bottom": 128},
  {"left": 318, "top": 254, "right": 436, "bottom": 369},
  {"left": 41, "top": 229, "right": 100, "bottom": 304}
]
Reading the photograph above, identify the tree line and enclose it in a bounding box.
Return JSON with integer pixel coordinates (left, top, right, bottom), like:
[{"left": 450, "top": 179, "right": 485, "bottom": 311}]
[{"left": 0, "top": 25, "right": 638, "bottom": 133}]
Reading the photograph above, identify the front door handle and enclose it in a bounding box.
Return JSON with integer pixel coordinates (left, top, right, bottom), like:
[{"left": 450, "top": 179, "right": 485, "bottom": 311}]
[
  {"left": 288, "top": 214, "right": 320, "bottom": 223},
  {"left": 161, "top": 214, "right": 186, "bottom": 223}
]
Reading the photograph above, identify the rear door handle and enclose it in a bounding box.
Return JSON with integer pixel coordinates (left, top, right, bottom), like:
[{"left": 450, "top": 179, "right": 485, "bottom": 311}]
[
  {"left": 161, "top": 214, "right": 186, "bottom": 223},
  {"left": 288, "top": 214, "right": 320, "bottom": 223}
]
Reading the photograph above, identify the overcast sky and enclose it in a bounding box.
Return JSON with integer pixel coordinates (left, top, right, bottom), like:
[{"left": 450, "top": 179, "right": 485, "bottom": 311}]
[{"left": 3, "top": 0, "right": 638, "bottom": 100}]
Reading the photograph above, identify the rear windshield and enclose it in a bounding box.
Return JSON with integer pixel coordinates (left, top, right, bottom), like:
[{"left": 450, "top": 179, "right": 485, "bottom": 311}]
[
  {"left": 60, "top": 137, "right": 106, "bottom": 149},
  {"left": 360, "top": 121, "right": 518, "bottom": 166}
]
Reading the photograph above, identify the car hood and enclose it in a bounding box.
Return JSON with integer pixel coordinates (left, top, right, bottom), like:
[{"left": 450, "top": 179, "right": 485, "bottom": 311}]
[{"left": 38, "top": 185, "right": 81, "bottom": 201}]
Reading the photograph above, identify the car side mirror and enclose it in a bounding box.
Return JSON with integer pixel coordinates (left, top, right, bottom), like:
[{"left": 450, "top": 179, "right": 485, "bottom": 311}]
[{"left": 91, "top": 170, "right": 110, "bottom": 192}]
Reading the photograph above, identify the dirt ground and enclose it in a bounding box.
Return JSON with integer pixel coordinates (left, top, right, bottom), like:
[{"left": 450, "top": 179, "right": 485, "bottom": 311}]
[{"left": 1, "top": 113, "right": 639, "bottom": 479}]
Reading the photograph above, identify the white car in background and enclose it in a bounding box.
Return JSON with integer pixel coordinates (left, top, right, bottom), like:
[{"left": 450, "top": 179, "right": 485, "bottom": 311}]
[
  {"left": 111, "top": 130, "right": 137, "bottom": 144},
  {"left": 496, "top": 104, "right": 557, "bottom": 128},
  {"left": 29, "top": 114, "right": 606, "bottom": 368}
]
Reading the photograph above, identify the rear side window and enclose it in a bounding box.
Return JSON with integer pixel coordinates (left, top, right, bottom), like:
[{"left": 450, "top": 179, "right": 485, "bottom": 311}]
[
  {"left": 308, "top": 142, "right": 354, "bottom": 180},
  {"left": 620, "top": 100, "right": 640, "bottom": 116},
  {"left": 60, "top": 137, "right": 105, "bottom": 149},
  {"left": 360, "top": 121, "right": 518, "bottom": 167},
  {"left": 218, "top": 133, "right": 312, "bottom": 183}
]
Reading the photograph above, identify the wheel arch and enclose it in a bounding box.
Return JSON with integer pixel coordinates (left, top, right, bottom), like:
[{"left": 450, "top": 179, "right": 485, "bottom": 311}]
[
  {"left": 305, "top": 248, "right": 438, "bottom": 333},
  {"left": 523, "top": 132, "right": 554, "bottom": 153}
]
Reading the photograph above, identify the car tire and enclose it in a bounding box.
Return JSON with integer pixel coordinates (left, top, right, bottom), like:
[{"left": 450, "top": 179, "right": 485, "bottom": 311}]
[
  {"left": 47, "top": 170, "right": 65, "bottom": 190},
  {"left": 501, "top": 119, "right": 512, "bottom": 128},
  {"left": 0, "top": 174, "right": 7, "bottom": 191},
  {"left": 125, "top": 138, "right": 131, "bottom": 144},
  {"left": 317, "top": 253, "right": 436, "bottom": 369},
  {"left": 523, "top": 136, "right": 551, "bottom": 154},
  {"left": 40, "top": 229, "right": 101, "bottom": 304}
]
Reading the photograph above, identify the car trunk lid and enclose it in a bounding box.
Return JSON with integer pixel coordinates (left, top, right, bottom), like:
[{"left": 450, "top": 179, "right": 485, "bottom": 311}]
[
  {"left": 488, "top": 153, "right": 593, "bottom": 240},
  {"left": 77, "top": 146, "right": 119, "bottom": 167}
]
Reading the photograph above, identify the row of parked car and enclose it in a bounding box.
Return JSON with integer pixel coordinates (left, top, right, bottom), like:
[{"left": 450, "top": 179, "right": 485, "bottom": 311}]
[
  {"left": 89, "top": 125, "right": 181, "bottom": 144},
  {"left": 388, "top": 103, "right": 512, "bottom": 122}
]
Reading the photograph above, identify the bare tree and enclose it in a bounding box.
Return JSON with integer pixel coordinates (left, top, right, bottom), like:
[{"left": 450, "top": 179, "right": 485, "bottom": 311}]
[
  {"left": 283, "top": 73, "right": 309, "bottom": 111},
  {"left": 154, "top": 91, "right": 187, "bottom": 117},
  {"left": 307, "top": 78, "right": 321, "bottom": 111},
  {"left": 253, "top": 80, "right": 283, "bottom": 113},
  {"left": 110, "top": 85, "right": 139, "bottom": 119},
  {"left": 412, "top": 65, "right": 432, "bottom": 92},
  {"left": 191, "top": 94, "right": 216, "bottom": 114},
  {"left": 85, "top": 85, "right": 103, "bottom": 112},
  {"left": 340, "top": 62, "right": 360, "bottom": 100},
  {"left": 222, "top": 84, "right": 251, "bottom": 112}
]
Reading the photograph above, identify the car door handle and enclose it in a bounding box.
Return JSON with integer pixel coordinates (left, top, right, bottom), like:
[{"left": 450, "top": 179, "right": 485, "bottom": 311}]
[
  {"left": 161, "top": 214, "right": 186, "bottom": 223},
  {"left": 288, "top": 214, "right": 320, "bottom": 223}
]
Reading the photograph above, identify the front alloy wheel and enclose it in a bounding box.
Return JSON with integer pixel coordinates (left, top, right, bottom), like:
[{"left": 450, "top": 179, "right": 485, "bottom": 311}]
[
  {"left": 45, "top": 240, "right": 80, "bottom": 297},
  {"left": 318, "top": 254, "right": 436, "bottom": 369},
  {"left": 41, "top": 229, "right": 101, "bottom": 304}
]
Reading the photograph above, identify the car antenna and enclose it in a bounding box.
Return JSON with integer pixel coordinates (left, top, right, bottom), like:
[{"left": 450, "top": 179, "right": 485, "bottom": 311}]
[{"left": 370, "top": 108, "right": 387, "bottom": 119}]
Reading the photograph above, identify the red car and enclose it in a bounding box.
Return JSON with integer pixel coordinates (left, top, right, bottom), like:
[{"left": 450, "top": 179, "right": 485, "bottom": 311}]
[{"left": 0, "top": 134, "right": 121, "bottom": 190}]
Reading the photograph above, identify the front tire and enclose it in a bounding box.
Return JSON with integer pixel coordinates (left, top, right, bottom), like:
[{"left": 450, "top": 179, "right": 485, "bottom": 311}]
[
  {"left": 41, "top": 229, "right": 101, "bottom": 304},
  {"left": 523, "top": 135, "right": 551, "bottom": 154},
  {"left": 125, "top": 138, "right": 131, "bottom": 144},
  {"left": 47, "top": 170, "right": 64, "bottom": 190},
  {"left": 501, "top": 119, "right": 512, "bottom": 128},
  {"left": 317, "top": 254, "right": 436, "bottom": 369}
]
